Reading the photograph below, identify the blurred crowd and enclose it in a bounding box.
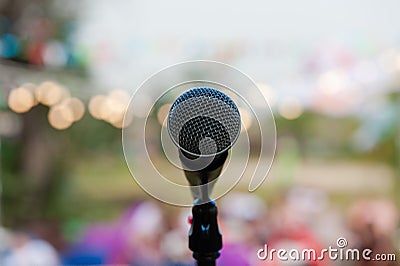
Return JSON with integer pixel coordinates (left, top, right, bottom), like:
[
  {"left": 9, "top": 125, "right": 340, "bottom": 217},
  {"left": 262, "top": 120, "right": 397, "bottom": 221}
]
[{"left": 0, "top": 189, "right": 398, "bottom": 266}]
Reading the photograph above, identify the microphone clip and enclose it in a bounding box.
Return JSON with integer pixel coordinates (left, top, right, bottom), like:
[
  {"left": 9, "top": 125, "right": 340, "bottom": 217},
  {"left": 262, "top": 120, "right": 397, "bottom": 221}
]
[{"left": 189, "top": 200, "right": 222, "bottom": 266}]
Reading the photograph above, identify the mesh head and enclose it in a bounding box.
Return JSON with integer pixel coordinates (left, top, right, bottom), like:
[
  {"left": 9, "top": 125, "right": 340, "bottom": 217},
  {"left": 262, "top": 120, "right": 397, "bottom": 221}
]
[{"left": 168, "top": 87, "right": 241, "bottom": 156}]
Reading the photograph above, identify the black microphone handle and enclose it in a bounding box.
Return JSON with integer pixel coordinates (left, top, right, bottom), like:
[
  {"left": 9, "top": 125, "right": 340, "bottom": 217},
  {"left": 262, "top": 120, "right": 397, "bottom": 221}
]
[{"left": 181, "top": 151, "right": 228, "bottom": 203}]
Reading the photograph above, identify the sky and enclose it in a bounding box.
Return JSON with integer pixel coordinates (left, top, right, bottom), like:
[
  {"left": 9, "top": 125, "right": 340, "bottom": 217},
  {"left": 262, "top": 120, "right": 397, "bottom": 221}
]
[{"left": 74, "top": 0, "right": 400, "bottom": 112}]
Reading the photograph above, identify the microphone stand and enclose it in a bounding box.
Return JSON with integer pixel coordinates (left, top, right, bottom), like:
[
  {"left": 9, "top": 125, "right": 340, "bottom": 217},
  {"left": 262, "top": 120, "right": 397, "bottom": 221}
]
[
  {"left": 180, "top": 151, "right": 227, "bottom": 266},
  {"left": 189, "top": 176, "right": 222, "bottom": 266}
]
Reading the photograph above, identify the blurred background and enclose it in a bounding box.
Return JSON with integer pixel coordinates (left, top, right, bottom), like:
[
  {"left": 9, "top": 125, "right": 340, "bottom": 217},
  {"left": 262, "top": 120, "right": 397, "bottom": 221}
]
[{"left": 0, "top": 0, "right": 399, "bottom": 265}]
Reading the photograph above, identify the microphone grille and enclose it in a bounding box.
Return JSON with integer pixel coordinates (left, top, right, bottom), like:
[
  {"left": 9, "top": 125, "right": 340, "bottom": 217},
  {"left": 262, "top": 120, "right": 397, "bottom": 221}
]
[{"left": 168, "top": 87, "right": 241, "bottom": 156}]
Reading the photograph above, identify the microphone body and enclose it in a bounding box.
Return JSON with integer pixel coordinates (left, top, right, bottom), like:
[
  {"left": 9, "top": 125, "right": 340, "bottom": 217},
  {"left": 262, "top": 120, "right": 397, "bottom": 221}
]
[
  {"left": 180, "top": 150, "right": 227, "bottom": 185},
  {"left": 180, "top": 150, "right": 228, "bottom": 201}
]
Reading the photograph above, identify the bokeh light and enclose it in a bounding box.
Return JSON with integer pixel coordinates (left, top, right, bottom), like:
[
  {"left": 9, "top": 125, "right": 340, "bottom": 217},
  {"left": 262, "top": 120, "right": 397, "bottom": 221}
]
[
  {"left": 238, "top": 107, "right": 252, "bottom": 131},
  {"left": 88, "top": 89, "right": 131, "bottom": 128},
  {"left": 278, "top": 98, "right": 304, "bottom": 120},
  {"left": 88, "top": 94, "right": 107, "bottom": 120},
  {"left": 8, "top": 86, "right": 35, "bottom": 113},
  {"left": 36, "top": 81, "right": 69, "bottom": 106},
  {"left": 21, "top": 83, "right": 39, "bottom": 106},
  {"left": 48, "top": 103, "right": 74, "bottom": 130},
  {"left": 62, "top": 97, "right": 85, "bottom": 122},
  {"left": 317, "top": 70, "right": 348, "bottom": 95},
  {"left": 257, "top": 83, "right": 276, "bottom": 107},
  {"left": 102, "top": 97, "right": 125, "bottom": 124},
  {"left": 157, "top": 104, "right": 172, "bottom": 126},
  {"left": 395, "top": 53, "right": 400, "bottom": 72}
]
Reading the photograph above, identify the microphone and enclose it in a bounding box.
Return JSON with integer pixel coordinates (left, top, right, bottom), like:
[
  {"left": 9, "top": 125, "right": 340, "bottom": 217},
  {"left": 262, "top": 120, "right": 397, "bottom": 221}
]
[
  {"left": 168, "top": 87, "right": 241, "bottom": 265},
  {"left": 167, "top": 87, "right": 241, "bottom": 200}
]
